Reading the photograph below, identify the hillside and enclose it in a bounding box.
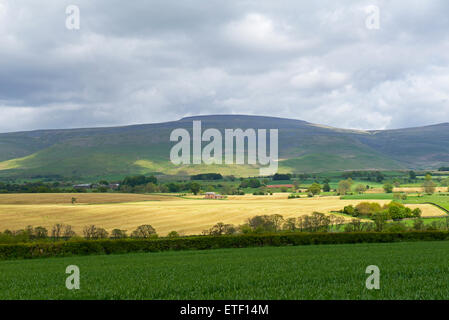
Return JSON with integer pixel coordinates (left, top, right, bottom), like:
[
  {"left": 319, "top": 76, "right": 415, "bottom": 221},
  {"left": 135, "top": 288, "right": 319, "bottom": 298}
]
[{"left": 0, "top": 115, "right": 448, "bottom": 180}]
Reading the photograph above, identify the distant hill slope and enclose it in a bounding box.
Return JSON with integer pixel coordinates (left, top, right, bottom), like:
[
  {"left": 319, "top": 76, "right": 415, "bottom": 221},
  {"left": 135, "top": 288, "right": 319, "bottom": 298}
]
[{"left": 0, "top": 115, "right": 448, "bottom": 180}]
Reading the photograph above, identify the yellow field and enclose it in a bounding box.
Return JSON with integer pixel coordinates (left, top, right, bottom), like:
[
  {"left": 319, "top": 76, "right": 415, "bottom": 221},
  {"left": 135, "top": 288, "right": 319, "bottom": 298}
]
[
  {"left": 0, "top": 193, "right": 179, "bottom": 205},
  {"left": 367, "top": 187, "right": 448, "bottom": 193},
  {"left": 0, "top": 194, "right": 444, "bottom": 236}
]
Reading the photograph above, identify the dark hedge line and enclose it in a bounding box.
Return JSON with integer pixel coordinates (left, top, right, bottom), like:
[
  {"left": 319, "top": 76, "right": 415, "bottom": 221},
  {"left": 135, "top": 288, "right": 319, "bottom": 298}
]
[{"left": 1, "top": 231, "right": 448, "bottom": 260}]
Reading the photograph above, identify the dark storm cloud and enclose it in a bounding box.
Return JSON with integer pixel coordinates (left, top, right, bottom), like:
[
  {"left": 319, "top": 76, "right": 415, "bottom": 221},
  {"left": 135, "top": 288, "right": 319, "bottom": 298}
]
[{"left": 0, "top": 0, "right": 448, "bottom": 132}]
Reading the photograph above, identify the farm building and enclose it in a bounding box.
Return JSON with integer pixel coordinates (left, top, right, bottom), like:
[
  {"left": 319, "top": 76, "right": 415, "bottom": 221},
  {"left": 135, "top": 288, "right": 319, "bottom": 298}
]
[{"left": 204, "top": 192, "right": 225, "bottom": 199}]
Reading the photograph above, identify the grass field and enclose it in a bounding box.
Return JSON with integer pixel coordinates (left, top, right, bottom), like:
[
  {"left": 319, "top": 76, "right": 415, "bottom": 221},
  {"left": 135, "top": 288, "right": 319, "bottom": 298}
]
[
  {"left": 1, "top": 241, "right": 448, "bottom": 299},
  {"left": 0, "top": 194, "right": 443, "bottom": 236}
]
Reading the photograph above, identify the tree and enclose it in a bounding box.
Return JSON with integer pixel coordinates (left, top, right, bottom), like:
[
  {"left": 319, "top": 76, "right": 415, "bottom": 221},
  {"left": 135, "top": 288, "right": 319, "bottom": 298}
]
[
  {"left": 412, "top": 219, "right": 424, "bottom": 231},
  {"left": 441, "top": 178, "right": 449, "bottom": 187},
  {"left": 95, "top": 228, "right": 109, "bottom": 239},
  {"left": 207, "top": 222, "right": 237, "bottom": 235},
  {"left": 272, "top": 173, "right": 291, "bottom": 180},
  {"left": 122, "top": 175, "right": 157, "bottom": 187},
  {"left": 240, "top": 179, "right": 261, "bottom": 188},
  {"left": 167, "top": 231, "right": 180, "bottom": 238},
  {"left": 337, "top": 179, "right": 352, "bottom": 195},
  {"left": 190, "top": 182, "right": 201, "bottom": 195},
  {"left": 282, "top": 218, "right": 297, "bottom": 231},
  {"left": 355, "top": 184, "right": 367, "bottom": 194},
  {"left": 145, "top": 182, "right": 159, "bottom": 193},
  {"left": 83, "top": 225, "right": 98, "bottom": 239},
  {"left": 111, "top": 229, "right": 127, "bottom": 239},
  {"left": 409, "top": 171, "right": 416, "bottom": 180},
  {"left": 34, "top": 226, "right": 48, "bottom": 239},
  {"left": 308, "top": 183, "right": 321, "bottom": 195},
  {"left": 51, "top": 223, "right": 64, "bottom": 238},
  {"left": 131, "top": 225, "right": 157, "bottom": 238},
  {"left": 383, "top": 182, "right": 393, "bottom": 193},
  {"left": 393, "top": 179, "right": 401, "bottom": 187},
  {"left": 423, "top": 174, "right": 436, "bottom": 194},
  {"left": 412, "top": 208, "right": 422, "bottom": 218},
  {"left": 71, "top": 197, "right": 77, "bottom": 204},
  {"left": 63, "top": 225, "right": 76, "bottom": 238},
  {"left": 373, "top": 212, "right": 388, "bottom": 231},
  {"left": 83, "top": 225, "right": 109, "bottom": 239},
  {"left": 322, "top": 182, "right": 331, "bottom": 192},
  {"left": 270, "top": 214, "right": 284, "bottom": 232}
]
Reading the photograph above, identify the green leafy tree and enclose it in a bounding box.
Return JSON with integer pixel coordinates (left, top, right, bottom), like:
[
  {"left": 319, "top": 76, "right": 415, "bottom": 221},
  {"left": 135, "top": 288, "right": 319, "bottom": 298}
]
[
  {"left": 110, "top": 229, "right": 127, "bottom": 239},
  {"left": 355, "top": 184, "right": 367, "bottom": 194},
  {"left": 383, "top": 182, "right": 393, "bottom": 193},
  {"left": 308, "top": 183, "right": 322, "bottom": 195},
  {"left": 423, "top": 174, "right": 436, "bottom": 194},
  {"left": 167, "top": 231, "right": 180, "bottom": 238},
  {"left": 337, "top": 179, "right": 352, "bottom": 195},
  {"left": 190, "top": 182, "right": 201, "bottom": 195}
]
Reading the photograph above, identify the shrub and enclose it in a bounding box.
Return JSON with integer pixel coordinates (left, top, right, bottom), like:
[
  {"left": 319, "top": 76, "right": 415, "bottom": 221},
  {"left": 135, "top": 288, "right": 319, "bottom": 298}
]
[{"left": 385, "top": 222, "right": 409, "bottom": 233}]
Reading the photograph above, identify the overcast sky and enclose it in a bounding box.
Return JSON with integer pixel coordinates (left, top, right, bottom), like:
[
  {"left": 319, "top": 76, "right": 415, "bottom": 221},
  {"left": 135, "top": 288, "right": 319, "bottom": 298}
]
[{"left": 0, "top": 0, "right": 448, "bottom": 132}]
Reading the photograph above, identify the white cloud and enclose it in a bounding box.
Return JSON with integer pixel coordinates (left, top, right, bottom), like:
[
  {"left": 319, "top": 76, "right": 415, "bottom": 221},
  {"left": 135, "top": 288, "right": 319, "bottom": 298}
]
[{"left": 290, "top": 68, "right": 349, "bottom": 91}]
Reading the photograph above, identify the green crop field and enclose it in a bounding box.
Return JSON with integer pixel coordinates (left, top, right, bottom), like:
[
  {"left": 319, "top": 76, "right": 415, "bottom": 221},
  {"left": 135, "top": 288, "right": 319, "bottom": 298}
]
[
  {"left": 403, "top": 195, "right": 449, "bottom": 211},
  {"left": 1, "top": 241, "right": 449, "bottom": 299}
]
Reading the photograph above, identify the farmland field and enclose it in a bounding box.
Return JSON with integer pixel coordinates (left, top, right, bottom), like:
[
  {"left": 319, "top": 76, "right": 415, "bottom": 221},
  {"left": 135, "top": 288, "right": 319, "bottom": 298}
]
[
  {"left": 342, "top": 193, "right": 449, "bottom": 212},
  {"left": 0, "top": 241, "right": 448, "bottom": 299},
  {"left": 0, "top": 193, "right": 179, "bottom": 205},
  {"left": 0, "top": 194, "right": 444, "bottom": 236}
]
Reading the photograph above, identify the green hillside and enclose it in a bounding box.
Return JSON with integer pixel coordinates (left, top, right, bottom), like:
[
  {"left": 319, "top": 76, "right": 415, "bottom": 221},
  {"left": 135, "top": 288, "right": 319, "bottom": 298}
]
[{"left": 0, "top": 115, "right": 448, "bottom": 180}]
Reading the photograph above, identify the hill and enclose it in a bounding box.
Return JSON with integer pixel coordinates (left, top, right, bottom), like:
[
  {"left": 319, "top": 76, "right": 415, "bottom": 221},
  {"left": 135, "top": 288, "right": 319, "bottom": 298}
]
[{"left": 0, "top": 115, "right": 448, "bottom": 180}]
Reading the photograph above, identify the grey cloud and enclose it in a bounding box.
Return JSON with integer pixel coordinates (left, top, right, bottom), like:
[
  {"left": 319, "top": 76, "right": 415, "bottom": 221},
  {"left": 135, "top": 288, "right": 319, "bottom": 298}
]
[{"left": 0, "top": 0, "right": 448, "bottom": 132}]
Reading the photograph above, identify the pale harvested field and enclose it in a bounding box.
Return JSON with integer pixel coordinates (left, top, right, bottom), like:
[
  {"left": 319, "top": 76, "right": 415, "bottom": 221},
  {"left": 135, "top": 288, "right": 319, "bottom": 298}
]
[
  {"left": 367, "top": 187, "right": 448, "bottom": 193},
  {"left": 0, "top": 193, "right": 179, "bottom": 205},
  {"left": 394, "top": 187, "right": 447, "bottom": 193},
  {"left": 0, "top": 194, "right": 444, "bottom": 236}
]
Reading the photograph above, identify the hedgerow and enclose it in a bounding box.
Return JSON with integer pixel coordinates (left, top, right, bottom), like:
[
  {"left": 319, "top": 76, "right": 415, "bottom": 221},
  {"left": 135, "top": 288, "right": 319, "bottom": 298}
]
[{"left": 0, "top": 231, "right": 448, "bottom": 260}]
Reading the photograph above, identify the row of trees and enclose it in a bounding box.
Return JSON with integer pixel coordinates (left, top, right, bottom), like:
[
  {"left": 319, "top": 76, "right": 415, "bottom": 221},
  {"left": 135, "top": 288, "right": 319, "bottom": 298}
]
[
  {"left": 202, "top": 213, "right": 348, "bottom": 235},
  {"left": 0, "top": 224, "right": 161, "bottom": 243}
]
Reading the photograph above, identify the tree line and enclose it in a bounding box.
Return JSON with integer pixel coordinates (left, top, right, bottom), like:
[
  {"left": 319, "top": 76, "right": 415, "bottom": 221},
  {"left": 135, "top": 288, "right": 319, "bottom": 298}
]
[{"left": 0, "top": 223, "right": 164, "bottom": 244}]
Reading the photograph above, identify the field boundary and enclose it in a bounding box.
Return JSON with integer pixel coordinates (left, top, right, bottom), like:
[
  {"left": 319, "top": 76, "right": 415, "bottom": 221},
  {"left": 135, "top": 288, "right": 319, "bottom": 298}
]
[
  {"left": 1, "top": 231, "right": 448, "bottom": 261},
  {"left": 423, "top": 202, "right": 449, "bottom": 215}
]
